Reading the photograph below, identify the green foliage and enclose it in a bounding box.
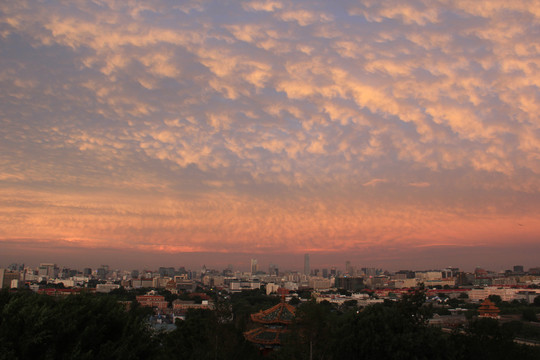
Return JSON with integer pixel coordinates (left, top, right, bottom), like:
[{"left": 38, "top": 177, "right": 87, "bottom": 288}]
[
  {"left": 449, "top": 318, "right": 540, "bottom": 360},
  {"left": 464, "top": 308, "right": 477, "bottom": 320},
  {"left": 510, "top": 321, "right": 540, "bottom": 341},
  {"left": 274, "top": 290, "right": 540, "bottom": 360},
  {"left": 446, "top": 297, "right": 464, "bottom": 308},
  {"left": 500, "top": 320, "right": 540, "bottom": 341},
  {"left": 2, "top": 288, "right": 540, "bottom": 360},
  {"left": 434, "top": 307, "right": 451, "bottom": 316},
  {"left": 332, "top": 302, "right": 449, "bottom": 360},
  {"left": 159, "top": 308, "right": 258, "bottom": 360},
  {"left": 288, "top": 296, "right": 301, "bottom": 306},
  {"left": 275, "top": 290, "right": 450, "bottom": 360},
  {"left": 156, "top": 289, "right": 178, "bottom": 304},
  {"left": 229, "top": 289, "right": 280, "bottom": 331},
  {"left": 488, "top": 294, "right": 503, "bottom": 306},
  {"left": 108, "top": 286, "right": 135, "bottom": 301},
  {"left": 0, "top": 289, "right": 158, "bottom": 360},
  {"left": 522, "top": 308, "right": 539, "bottom": 322},
  {"left": 337, "top": 289, "right": 352, "bottom": 296}
]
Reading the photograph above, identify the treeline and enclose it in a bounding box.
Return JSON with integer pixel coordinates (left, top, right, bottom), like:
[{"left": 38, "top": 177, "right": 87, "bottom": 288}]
[
  {"left": 1, "top": 289, "right": 540, "bottom": 359},
  {"left": 0, "top": 289, "right": 156, "bottom": 359},
  {"left": 274, "top": 292, "right": 540, "bottom": 360}
]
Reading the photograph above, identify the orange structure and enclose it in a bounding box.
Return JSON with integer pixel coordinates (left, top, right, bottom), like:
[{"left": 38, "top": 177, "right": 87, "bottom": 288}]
[
  {"left": 136, "top": 295, "right": 169, "bottom": 310},
  {"left": 478, "top": 298, "right": 500, "bottom": 318},
  {"left": 244, "top": 293, "right": 296, "bottom": 353}
]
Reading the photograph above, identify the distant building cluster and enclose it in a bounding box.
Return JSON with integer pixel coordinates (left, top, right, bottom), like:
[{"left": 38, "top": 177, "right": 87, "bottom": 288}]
[
  {"left": 2, "top": 260, "right": 540, "bottom": 307},
  {"left": 2, "top": 258, "right": 540, "bottom": 334}
]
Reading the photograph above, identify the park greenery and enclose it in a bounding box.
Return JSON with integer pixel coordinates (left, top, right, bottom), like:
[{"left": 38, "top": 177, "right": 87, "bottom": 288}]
[{"left": 1, "top": 288, "right": 540, "bottom": 359}]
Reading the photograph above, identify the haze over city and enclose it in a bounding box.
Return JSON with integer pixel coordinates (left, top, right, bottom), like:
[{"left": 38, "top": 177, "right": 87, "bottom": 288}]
[{"left": 1, "top": 1, "right": 539, "bottom": 271}]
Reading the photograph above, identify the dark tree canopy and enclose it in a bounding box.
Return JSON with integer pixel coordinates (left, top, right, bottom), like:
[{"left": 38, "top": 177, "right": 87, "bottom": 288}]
[
  {"left": 0, "top": 290, "right": 157, "bottom": 360},
  {"left": 1, "top": 289, "right": 540, "bottom": 360}
]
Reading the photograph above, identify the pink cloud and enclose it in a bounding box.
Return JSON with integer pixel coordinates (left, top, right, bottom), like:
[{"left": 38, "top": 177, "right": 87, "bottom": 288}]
[{"left": 362, "top": 178, "right": 388, "bottom": 187}]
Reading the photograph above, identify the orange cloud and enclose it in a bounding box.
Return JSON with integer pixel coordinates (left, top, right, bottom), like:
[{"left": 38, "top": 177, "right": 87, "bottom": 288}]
[{"left": 1, "top": 0, "right": 540, "bottom": 267}]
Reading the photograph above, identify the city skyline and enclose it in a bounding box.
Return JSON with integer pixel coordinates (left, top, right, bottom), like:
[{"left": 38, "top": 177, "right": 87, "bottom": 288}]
[
  {"left": 1, "top": 250, "right": 538, "bottom": 275},
  {"left": 1, "top": 1, "right": 540, "bottom": 270}
]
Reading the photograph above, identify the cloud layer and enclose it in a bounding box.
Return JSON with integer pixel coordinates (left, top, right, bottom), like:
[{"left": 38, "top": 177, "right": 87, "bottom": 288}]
[{"left": 1, "top": 0, "right": 539, "bottom": 268}]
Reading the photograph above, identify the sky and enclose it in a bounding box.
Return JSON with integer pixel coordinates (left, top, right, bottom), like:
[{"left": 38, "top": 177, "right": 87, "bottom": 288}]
[{"left": 1, "top": 0, "right": 540, "bottom": 272}]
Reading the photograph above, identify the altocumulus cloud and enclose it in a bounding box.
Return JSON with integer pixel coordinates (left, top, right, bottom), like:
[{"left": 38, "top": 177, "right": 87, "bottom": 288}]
[{"left": 1, "top": 0, "right": 540, "bottom": 262}]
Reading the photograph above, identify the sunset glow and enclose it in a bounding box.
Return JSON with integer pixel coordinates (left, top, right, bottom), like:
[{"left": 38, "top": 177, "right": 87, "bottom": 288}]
[{"left": 1, "top": 0, "right": 539, "bottom": 270}]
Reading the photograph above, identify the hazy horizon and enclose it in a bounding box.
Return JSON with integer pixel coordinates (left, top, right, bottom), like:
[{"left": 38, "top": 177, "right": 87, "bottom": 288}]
[{"left": 2, "top": 241, "right": 539, "bottom": 273}]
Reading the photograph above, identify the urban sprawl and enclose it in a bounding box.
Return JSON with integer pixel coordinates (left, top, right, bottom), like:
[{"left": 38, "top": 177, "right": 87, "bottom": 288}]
[{"left": 2, "top": 256, "right": 540, "bottom": 309}]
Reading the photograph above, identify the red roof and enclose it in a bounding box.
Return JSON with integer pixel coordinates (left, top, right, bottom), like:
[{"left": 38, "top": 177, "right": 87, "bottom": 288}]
[
  {"left": 38, "top": 288, "right": 82, "bottom": 296},
  {"left": 251, "top": 301, "right": 296, "bottom": 325},
  {"left": 478, "top": 298, "right": 500, "bottom": 317},
  {"left": 244, "top": 327, "right": 288, "bottom": 345},
  {"left": 245, "top": 300, "right": 296, "bottom": 348}
]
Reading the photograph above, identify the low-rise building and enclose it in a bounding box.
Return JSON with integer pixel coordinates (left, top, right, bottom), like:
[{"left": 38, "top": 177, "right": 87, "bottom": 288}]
[
  {"left": 335, "top": 277, "right": 364, "bottom": 291},
  {"left": 229, "top": 281, "right": 261, "bottom": 292},
  {"left": 95, "top": 283, "right": 121, "bottom": 293},
  {"left": 136, "top": 294, "right": 168, "bottom": 309},
  {"left": 309, "top": 277, "right": 332, "bottom": 291},
  {"left": 266, "top": 283, "right": 280, "bottom": 295},
  {"left": 0, "top": 269, "right": 20, "bottom": 288},
  {"left": 469, "top": 286, "right": 540, "bottom": 302},
  {"left": 172, "top": 299, "right": 214, "bottom": 311},
  {"left": 392, "top": 278, "right": 418, "bottom": 289},
  {"left": 132, "top": 278, "right": 154, "bottom": 288}
]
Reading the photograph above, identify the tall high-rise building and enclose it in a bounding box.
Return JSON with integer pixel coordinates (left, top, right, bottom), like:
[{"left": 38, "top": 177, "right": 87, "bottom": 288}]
[
  {"left": 268, "top": 264, "right": 279, "bottom": 276},
  {"left": 322, "top": 268, "right": 328, "bottom": 278},
  {"left": 304, "top": 254, "right": 310, "bottom": 276},
  {"left": 96, "top": 267, "right": 107, "bottom": 280},
  {"left": 159, "top": 267, "right": 176, "bottom": 278},
  {"left": 362, "top": 267, "right": 375, "bottom": 277},
  {"left": 38, "top": 263, "right": 58, "bottom": 278},
  {"left": 345, "top": 260, "right": 352, "bottom": 275},
  {"left": 250, "top": 259, "right": 258, "bottom": 274}
]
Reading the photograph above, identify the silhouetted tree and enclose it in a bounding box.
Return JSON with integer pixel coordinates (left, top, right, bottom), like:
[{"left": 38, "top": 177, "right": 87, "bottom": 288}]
[
  {"left": 522, "top": 308, "right": 538, "bottom": 322},
  {"left": 0, "top": 289, "right": 158, "bottom": 360}
]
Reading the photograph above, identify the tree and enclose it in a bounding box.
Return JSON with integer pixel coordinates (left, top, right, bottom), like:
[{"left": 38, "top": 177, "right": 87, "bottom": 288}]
[
  {"left": 448, "top": 317, "right": 540, "bottom": 360},
  {"left": 228, "top": 289, "right": 280, "bottom": 332},
  {"left": 522, "top": 308, "right": 538, "bottom": 322},
  {"left": 160, "top": 308, "right": 258, "bottom": 360},
  {"left": 109, "top": 286, "right": 135, "bottom": 301},
  {"left": 288, "top": 296, "right": 301, "bottom": 306},
  {"left": 0, "top": 290, "right": 159, "bottom": 359},
  {"left": 488, "top": 294, "right": 503, "bottom": 306},
  {"left": 447, "top": 297, "right": 463, "bottom": 308},
  {"left": 279, "top": 299, "right": 335, "bottom": 360},
  {"left": 331, "top": 291, "right": 450, "bottom": 360}
]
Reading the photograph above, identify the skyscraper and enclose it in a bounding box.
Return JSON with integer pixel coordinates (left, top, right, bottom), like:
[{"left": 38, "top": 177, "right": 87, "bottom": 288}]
[
  {"left": 345, "top": 260, "right": 355, "bottom": 276},
  {"left": 304, "top": 254, "right": 310, "bottom": 276},
  {"left": 250, "top": 259, "right": 258, "bottom": 274},
  {"left": 269, "top": 264, "right": 279, "bottom": 276}
]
